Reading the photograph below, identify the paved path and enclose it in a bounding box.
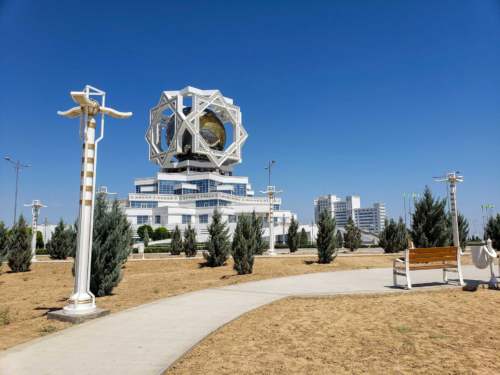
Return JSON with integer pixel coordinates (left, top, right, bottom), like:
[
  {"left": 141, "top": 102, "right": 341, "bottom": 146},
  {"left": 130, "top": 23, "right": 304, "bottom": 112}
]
[{"left": 0, "top": 266, "right": 494, "bottom": 375}]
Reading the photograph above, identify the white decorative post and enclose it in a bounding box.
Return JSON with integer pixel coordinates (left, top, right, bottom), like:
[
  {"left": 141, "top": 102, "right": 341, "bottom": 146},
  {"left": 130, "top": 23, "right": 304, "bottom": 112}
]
[
  {"left": 261, "top": 185, "right": 282, "bottom": 256},
  {"left": 435, "top": 171, "right": 465, "bottom": 286},
  {"left": 24, "top": 200, "right": 46, "bottom": 261},
  {"left": 49, "top": 86, "right": 132, "bottom": 322}
]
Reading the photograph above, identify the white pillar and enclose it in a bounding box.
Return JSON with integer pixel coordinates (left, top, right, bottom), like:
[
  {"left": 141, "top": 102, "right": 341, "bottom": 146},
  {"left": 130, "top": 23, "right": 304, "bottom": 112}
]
[
  {"left": 268, "top": 189, "right": 276, "bottom": 256},
  {"left": 30, "top": 207, "right": 38, "bottom": 261},
  {"left": 64, "top": 116, "right": 97, "bottom": 313},
  {"left": 449, "top": 181, "right": 460, "bottom": 249}
]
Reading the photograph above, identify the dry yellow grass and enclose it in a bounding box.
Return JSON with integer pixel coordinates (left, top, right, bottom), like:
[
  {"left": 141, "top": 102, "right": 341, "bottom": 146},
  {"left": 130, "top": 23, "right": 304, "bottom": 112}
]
[
  {"left": 0, "top": 254, "right": 399, "bottom": 350},
  {"left": 166, "top": 288, "right": 500, "bottom": 375}
]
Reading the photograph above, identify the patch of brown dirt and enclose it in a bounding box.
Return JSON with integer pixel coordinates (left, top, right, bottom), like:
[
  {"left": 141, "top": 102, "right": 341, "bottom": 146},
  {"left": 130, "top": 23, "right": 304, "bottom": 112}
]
[{"left": 167, "top": 288, "right": 500, "bottom": 375}]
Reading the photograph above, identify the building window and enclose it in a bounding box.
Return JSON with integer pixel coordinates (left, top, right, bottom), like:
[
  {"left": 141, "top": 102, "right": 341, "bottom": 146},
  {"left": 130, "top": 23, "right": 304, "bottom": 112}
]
[
  {"left": 130, "top": 201, "right": 158, "bottom": 208},
  {"left": 135, "top": 186, "right": 141, "bottom": 193},
  {"left": 228, "top": 215, "right": 237, "bottom": 223},
  {"left": 137, "top": 216, "right": 149, "bottom": 225},
  {"left": 195, "top": 199, "right": 230, "bottom": 208},
  {"left": 232, "top": 183, "right": 246, "bottom": 196},
  {"left": 199, "top": 214, "right": 208, "bottom": 224},
  {"left": 273, "top": 204, "right": 280, "bottom": 211},
  {"left": 155, "top": 215, "right": 161, "bottom": 224},
  {"left": 182, "top": 215, "right": 191, "bottom": 224},
  {"left": 158, "top": 180, "right": 176, "bottom": 194}
]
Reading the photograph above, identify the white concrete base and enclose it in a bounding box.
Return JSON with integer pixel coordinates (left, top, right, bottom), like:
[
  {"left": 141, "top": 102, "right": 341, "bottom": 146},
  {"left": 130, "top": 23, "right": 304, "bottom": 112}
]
[{"left": 47, "top": 308, "right": 109, "bottom": 324}]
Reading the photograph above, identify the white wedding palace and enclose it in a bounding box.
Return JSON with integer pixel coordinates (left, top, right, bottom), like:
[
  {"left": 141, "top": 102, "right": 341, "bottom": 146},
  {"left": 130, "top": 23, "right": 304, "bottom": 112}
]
[{"left": 123, "top": 86, "right": 295, "bottom": 242}]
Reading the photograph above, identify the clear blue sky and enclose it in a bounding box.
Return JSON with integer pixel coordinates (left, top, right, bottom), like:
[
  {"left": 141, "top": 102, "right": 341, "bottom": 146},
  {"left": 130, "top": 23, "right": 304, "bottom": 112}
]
[{"left": 1, "top": 0, "right": 499, "bottom": 235}]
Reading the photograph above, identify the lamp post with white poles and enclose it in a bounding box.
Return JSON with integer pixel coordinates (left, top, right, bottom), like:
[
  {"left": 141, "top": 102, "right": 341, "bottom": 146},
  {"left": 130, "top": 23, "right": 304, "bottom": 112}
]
[
  {"left": 4, "top": 156, "right": 31, "bottom": 225},
  {"left": 49, "top": 86, "right": 132, "bottom": 322},
  {"left": 24, "top": 200, "right": 47, "bottom": 261},
  {"left": 434, "top": 171, "right": 465, "bottom": 286},
  {"left": 261, "top": 160, "right": 281, "bottom": 256}
]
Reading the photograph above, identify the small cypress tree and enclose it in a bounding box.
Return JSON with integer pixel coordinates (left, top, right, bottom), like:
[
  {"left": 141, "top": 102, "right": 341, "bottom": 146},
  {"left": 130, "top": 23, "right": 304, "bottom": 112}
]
[
  {"left": 143, "top": 227, "right": 150, "bottom": 247},
  {"left": 485, "top": 214, "right": 500, "bottom": 250},
  {"left": 316, "top": 211, "right": 337, "bottom": 264},
  {"left": 7, "top": 215, "right": 32, "bottom": 272},
  {"left": 170, "top": 225, "right": 182, "bottom": 255},
  {"left": 36, "top": 231, "right": 44, "bottom": 249},
  {"left": 47, "top": 219, "right": 72, "bottom": 259},
  {"left": 232, "top": 215, "right": 255, "bottom": 274},
  {"left": 203, "top": 209, "right": 230, "bottom": 267},
  {"left": 410, "top": 187, "right": 448, "bottom": 248},
  {"left": 379, "top": 218, "right": 407, "bottom": 253},
  {"left": 336, "top": 230, "right": 344, "bottom": 249},
  {"left": 299, "top": 228, "right": 308, "bottom": 248},
  {"left": 251, "top": 211, "right": 265, "bottom": 255},
  {"left": 0, "top": 221, "right": 8, "bottom": 267},
  {"left": 90, "top": 195, "right": 132, "bottom": 297},
  {"left": 286, "top": 217, "right": 299, "bottom": 253},
  {"left": 183, "top": 224, "right": 197, "bottom": 257},
  {"left": 344, "top": 217, "right": 362, "bottom": 251},
  {"left": 137, "top": 225, "right": 153, "bottom": 241}
]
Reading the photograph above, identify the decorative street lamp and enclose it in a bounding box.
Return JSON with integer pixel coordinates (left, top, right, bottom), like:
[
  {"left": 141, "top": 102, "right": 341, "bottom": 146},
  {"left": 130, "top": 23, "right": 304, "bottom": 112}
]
[
  {"left": 50, "top": 85, "right": 132, "bottom": 321},
  {"left": 261, "top": 160, "right": 281, "bottom": 256},
  {"left": 24, "top": 200, "right": 47, "bottom": 261},
  {"left": 4, "top": 156, "right": 31, "bottom": 225}
]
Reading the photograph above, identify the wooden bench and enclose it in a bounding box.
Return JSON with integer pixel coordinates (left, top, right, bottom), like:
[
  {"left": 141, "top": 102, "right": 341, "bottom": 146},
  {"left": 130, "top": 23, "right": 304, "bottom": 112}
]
[{"left": 393, "top": 246, "right": 464, "bottom": 289}]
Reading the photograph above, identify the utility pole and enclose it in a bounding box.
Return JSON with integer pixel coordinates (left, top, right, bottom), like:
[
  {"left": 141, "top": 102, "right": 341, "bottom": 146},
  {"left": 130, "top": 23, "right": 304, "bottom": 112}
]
[
  {"left": 43, "top": 217, "right": 49, "bottom": 247},
  {"left": 24, "top": 200, "right": 47, "bottom": 261},
  {"left": 4, "top": 156, "right": 31, "bottom": 225},
  {"left": 52, "top": 85, "right": 132, "bottom": 321}
]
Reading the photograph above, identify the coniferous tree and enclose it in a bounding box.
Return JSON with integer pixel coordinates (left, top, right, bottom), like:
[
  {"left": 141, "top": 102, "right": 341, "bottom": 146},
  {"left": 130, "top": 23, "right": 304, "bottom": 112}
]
[
  {"left": 316, "top": 211, "right": 337, "bottom": 264},
  {"left": 69, "top": 220, "right": 78, "bottom": 257},
  {"left": 170, "top": 225, "right": 182, "bottom": 255},
  {"left": 47, "top": 219, "right": 73, "bottom": 259},
  {"left": 286, "top": 217, "right": 299, "bottom": 253},
  {"left": 446, "top": 212, "right": 469, "bottom": 248},
  {"left": 203, "top": 209, "right": 230, "bottom": 267},
  {"left": 299, "top": 228, "right": 309, "bottom": 248},
  {"left": 344, "top": 217, "right": 362, "bottom": 251},
  {"left": 336, "top": 230, "right": 344, "bottom": 249},
  {"left": 379, "top": 218, "right": 408, "bottom": 253},
  {"left": 36, "top": 231, "right": 44, "bottom": 249},
  {"left": 410, "top": 187, "right": 448, "bottom": 248},
  {"left": 89, "top": 195, "right": 132, "bottom": 297},
  {"left": 7, "top": 215, "right": 32, "bottom": 272},
  {"left": 0, "top": 221, "right": 8, "bottom": 266},
  {"left": 183, "top": 224, "right": 197, "bottom": 257},
  {"left": 232, "top": 215, "right": 255, "bottom": 274},
  {"left": 485, "top": 214, "right": 500, "bottom": 250},
  {"left": 251, "top": 211, "right": 265, "bottom": 255},
  {"left": 143, "top": 227, "right": 150, "bottom": 247}
]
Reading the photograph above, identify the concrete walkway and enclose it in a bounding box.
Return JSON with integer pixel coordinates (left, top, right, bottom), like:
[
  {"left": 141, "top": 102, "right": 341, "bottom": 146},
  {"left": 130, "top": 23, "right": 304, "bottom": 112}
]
[{"left": 0, "top": 265, "right": 494, "bottom": 375}]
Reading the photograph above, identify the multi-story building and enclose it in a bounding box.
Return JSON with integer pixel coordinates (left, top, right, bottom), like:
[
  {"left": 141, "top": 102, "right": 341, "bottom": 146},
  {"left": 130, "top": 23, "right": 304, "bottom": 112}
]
[
  {"left": 123, "top": 87, "right": 295, "bottom": 242},
  {"left": 314, "top": 195, "right": 385, "bottom": 233}
]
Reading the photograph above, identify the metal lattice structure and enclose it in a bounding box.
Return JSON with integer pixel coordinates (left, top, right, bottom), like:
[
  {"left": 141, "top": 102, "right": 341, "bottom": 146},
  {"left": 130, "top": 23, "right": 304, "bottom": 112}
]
[{"left": 146, "top": 86, "right": 248, "bottom": 169}]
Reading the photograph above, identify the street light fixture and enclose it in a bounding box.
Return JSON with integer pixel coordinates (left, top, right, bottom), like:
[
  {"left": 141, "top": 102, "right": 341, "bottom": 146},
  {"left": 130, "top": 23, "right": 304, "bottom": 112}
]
[
  {"left": 4, "top": 156, "right": 31, "bottom": 225},
  {"left": 49, "top": 85, "right": 132, "bottom": 322}
]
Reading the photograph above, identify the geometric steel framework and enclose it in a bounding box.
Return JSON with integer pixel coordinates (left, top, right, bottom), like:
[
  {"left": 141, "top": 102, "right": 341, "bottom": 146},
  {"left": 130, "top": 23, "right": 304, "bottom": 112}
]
[{"left": 146, "top": 86, "right": 248, "bottom": 169}]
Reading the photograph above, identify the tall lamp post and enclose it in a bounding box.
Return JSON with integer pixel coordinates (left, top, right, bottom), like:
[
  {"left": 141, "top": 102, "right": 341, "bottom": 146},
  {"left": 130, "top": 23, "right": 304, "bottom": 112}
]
[
  {"left": 261, "top": 160, "right": 281, "bottom": 256},
  {"left": 434, "top": 171, "right": 465, "bottom": 286},
  {"left": 49, "top": 85, "right": 132, "bottom": 322},
  {"left": 24, "top": 200, "right": 47, "bottom": 261},
  {"left": 4, "top": 156, "right": 31, "bottom": 225}
]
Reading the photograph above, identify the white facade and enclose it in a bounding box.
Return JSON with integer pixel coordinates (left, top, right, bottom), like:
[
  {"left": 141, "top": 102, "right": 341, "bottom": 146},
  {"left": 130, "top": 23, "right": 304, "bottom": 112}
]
[{"left": 314, "top": 195, "right": 386, "bottom": 233}]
